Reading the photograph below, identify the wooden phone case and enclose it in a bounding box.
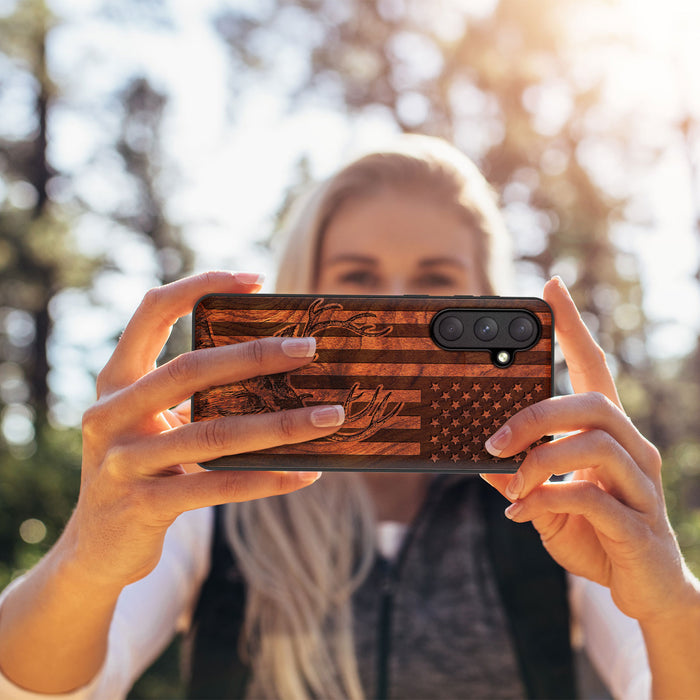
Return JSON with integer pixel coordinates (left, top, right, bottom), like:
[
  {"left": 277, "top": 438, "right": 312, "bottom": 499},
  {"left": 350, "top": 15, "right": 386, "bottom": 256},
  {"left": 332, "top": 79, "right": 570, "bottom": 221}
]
[{"left": 191, "top": 294, "right": 553, "bottom": 473}]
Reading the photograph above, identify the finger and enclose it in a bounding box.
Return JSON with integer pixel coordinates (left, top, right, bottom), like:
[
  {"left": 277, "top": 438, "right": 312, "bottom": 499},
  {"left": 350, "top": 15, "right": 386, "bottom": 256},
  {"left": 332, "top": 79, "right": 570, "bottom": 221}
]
[
  {"left": 107, "top": 404, "right": 345, "bottom": 475},
  {"left": 479, "top": 472, "right": 511, "bottom": 496},
  {"left": 543, "top": 277, "right": 621, "bottom": 408},
  {"left": 503, "top": 480, "right": 642, "bottom": 544},
  {"left": 99, "top": 271, "right": 264, "bottom": 393},
  {"left": 484, "top": 392, "right": 659, "bottom": 479},
  {"left": 151, "top": 468, "right": 323, "bottom": 515},
  {"left": 170, "top": 401, "right": 191, "bottom": 426},
  {"left": 111, "top": 336, "right": 317, "bottom": 424},
  {"left": 504, "top": 430, "right": 656, "bottom": 512}
]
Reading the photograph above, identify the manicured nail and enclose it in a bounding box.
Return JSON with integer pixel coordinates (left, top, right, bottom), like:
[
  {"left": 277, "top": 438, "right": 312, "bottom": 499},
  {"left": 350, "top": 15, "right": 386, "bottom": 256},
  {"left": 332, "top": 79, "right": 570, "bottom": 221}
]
[
  {"left": 505, "top": 470, "right": 523, "bottom": 500},
  {"left": 234, "top": 272, "right": 265, "bottom": 286},
  {"left": 505, "top": 501, "right": 523, "bottom": 520},
  {"left": 298, "top": 471, "right": 322, "bottom": 483},
  {"left": 485, "top": 425, "right": 511, "bottom": 457},
  {"left": 552, "top": 275, "right": 568, "bottom": 293},
  {"left": 310, "top": 405, "right": 345, "bottom": 428},
  {"left": 282, "top": 337, "right": 316, "bottom": 358}
]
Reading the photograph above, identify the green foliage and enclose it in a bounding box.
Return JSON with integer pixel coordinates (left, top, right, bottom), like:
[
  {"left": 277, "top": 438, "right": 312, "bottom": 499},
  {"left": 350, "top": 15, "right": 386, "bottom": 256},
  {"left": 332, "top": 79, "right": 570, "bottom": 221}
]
[
  {"left": 662, "top": 440, "right": 700, "bottom": 578},
  {"left": 0, "top": 2, "right": 196, "bottom": 693},
  {"left": 0, "top": 423, "right": 81, "bottom": 591}
]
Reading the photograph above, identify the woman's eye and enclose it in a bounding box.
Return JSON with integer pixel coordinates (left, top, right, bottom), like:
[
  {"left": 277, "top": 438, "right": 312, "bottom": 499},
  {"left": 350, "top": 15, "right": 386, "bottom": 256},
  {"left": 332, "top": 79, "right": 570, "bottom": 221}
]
[
  {"left": 337, "top": 270, "right": 380, "bottom": 287},
  {"left": 414, "top": 273, "right": 456, "bottom": 289}
]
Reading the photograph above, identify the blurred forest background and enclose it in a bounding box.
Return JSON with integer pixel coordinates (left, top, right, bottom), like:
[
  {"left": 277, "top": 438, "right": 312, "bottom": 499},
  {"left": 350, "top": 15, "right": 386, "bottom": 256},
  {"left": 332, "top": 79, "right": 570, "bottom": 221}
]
[{"left": 1, "top": 0, "right": 700, "bottom": 696}]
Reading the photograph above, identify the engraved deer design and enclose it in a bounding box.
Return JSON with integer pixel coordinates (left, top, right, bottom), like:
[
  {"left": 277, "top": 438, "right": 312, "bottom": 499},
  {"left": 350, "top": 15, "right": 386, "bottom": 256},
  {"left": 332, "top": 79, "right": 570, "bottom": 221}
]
[{"left": 202, "top": 299, "right": 404, "bottom": 443}]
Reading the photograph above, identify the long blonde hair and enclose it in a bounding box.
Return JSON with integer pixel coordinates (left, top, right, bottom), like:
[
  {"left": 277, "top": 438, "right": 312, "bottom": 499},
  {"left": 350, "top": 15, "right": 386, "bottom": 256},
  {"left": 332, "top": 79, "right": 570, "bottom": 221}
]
[{"left": 224, "top": 135, "right": 512, "bottom": 699}]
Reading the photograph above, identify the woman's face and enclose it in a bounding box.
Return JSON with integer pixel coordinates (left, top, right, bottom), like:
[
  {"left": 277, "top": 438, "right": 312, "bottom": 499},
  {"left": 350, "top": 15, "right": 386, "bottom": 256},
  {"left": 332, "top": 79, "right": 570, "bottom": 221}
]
[{"left": 315, "top": 189, "right": 484, "bottom": 296}]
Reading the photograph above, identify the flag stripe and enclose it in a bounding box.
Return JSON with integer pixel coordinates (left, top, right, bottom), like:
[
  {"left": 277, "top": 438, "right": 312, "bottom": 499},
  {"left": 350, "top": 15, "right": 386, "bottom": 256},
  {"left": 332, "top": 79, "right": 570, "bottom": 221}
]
[
  {"left": 259, "top": 441, "right": 421, "bottom": 456},
  {"left": 331, "top": 416, "right": 421, "bottom": 430},
  {"left": 201, "top": 309, "right": 552, "bottom": 327},
  {"left": 298, "top": 363, "right": 551, "bottom": 377},
  {"left": 302, "top": 389, "right": 421, "bottom": 402},
  {"left": 291, "top": 374, "right": 547, "bottom": 390},
  {"left": 203, "top": 321, "right": 552, "bottom": 340},
  {"left": 312, "top": 350, "right": 550, "bottom": 365},
  {"left": 200, "top": 296, "right": 552, "bottom": 314},
  {"left": 207, "top": 334, "right": 552, "bottom": 351}
]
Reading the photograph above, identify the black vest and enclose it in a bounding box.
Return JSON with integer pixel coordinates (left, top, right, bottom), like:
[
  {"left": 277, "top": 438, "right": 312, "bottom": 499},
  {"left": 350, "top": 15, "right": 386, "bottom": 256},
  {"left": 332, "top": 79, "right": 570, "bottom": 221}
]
[{"left": 183, "top": 477, "right": 576, "bottom": 699}]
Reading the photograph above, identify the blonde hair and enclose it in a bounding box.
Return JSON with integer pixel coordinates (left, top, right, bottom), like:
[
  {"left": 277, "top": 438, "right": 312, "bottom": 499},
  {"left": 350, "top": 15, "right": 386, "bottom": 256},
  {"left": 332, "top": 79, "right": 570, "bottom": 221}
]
[
  {"left": 224, "top": 135, "right": 514, "bottom": 699},
  {"left": 225, "top": 474, "right": 375, "bottom": 700}
]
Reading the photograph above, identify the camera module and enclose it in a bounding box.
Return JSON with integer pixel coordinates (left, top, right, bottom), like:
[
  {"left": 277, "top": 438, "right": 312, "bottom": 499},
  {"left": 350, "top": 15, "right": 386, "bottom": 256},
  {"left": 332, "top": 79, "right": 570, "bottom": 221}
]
[
  {"left": 429, "top": 307, "right": 541, "bottom": 363},
  {"left": 438, "top": 315, "right": 464, "bottom": 341},
  {"left": 474, "top": 316, "right": 498, "bottom": 342}
]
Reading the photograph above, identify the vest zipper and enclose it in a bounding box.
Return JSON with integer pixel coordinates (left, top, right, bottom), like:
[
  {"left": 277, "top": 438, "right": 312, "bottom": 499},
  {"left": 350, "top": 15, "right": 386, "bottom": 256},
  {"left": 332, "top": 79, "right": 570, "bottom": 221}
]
[{"left": 376, "top": 557, "right": 397, "bottom": 700}]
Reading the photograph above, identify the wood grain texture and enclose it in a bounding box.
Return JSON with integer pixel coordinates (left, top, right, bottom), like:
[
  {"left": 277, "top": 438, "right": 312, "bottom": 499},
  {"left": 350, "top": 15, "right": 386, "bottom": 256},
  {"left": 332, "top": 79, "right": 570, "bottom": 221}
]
[{"left": 192, "top": 294, "right": 553, "bottom": 472}]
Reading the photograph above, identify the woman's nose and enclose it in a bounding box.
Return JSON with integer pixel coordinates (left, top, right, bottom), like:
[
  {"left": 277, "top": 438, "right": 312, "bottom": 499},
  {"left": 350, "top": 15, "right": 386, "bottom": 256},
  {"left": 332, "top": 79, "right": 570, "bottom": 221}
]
[{"left": 386, "top": 279, "right": 409, "bottom": 296}]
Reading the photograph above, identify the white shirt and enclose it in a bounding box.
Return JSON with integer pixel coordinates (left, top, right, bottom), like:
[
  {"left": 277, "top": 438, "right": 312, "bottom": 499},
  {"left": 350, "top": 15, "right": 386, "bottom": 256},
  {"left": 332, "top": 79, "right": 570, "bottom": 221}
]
[{"left": 0, "top": 508, "right": 651, "bottom": 699}]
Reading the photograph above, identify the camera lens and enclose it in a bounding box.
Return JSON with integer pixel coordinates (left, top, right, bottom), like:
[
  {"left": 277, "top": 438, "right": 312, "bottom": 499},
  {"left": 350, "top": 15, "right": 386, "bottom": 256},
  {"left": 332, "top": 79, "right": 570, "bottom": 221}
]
[
  {"left": 509, "top": 316, "right": 535, "bottom": 342},
  {"left": 438, "top": 315, "right": 464, "bottom": 341},
  {"left": 474, "top": 317, "right": 498, "bottom": 341}
]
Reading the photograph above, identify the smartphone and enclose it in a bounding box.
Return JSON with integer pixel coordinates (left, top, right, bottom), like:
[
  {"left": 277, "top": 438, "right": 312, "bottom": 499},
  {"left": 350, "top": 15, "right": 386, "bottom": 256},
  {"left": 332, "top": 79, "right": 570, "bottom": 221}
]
[{"left": 191, "top": 294, "right": 553, "bottom": 473}]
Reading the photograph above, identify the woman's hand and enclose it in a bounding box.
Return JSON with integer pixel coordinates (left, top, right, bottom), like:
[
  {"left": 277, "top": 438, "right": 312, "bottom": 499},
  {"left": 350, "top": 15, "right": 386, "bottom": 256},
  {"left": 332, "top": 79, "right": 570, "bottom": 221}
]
[
  {"left": 480, "top": 277, "right": 698, "bottom": 625},
  {"left": 66, "top": 271, "right": 344, "bottom": 589},
  {"left": 0, "top": 270, "right": 347, "bottom": 694}
]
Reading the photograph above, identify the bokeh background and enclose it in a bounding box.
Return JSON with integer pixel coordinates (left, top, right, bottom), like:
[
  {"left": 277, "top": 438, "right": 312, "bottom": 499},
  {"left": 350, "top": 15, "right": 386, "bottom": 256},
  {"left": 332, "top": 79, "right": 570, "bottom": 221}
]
[{"left": 1, "top": 0, "right": 700, "bottom": 696}]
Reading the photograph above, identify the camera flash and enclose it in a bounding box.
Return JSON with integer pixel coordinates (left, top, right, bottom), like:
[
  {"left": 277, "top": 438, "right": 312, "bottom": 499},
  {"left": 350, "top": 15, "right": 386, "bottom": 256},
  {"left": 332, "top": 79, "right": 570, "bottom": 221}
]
[{"left": 496, "top": 350, "right": 511, "bottom": 365}]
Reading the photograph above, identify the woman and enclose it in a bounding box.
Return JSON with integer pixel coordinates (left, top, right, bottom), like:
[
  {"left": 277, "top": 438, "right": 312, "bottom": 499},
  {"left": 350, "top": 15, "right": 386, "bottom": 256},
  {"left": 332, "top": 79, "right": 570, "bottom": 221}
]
[{"left": 0, "top": 136, "right": 698, "bottom": 699}]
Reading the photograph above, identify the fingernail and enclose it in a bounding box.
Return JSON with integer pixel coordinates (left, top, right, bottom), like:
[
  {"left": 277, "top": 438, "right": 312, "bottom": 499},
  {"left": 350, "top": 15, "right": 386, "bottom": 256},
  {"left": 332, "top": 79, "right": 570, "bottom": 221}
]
[
  {"left": 282, "top": 337, "right": 316, "bottom": 358},
  {"left": 485, "top": 425, "right": 511, "bottom": 457},
  {"left": 298, "top": 471, "right": 322, "bottom": 483},
  {"left": 310, "top": 405, "right": 345, "bottom": 428},
  {"left": 505, "top": 471, "right": 523, "bottom": 500},
  {"left": 552, "top": 275, "right": 567, "bottom": 293},
  {"left": 505, "top": 501, "right": 523, "bottom": 520},
  {"left": 234, "top": 272, "right": 265, "bottom": 286}
]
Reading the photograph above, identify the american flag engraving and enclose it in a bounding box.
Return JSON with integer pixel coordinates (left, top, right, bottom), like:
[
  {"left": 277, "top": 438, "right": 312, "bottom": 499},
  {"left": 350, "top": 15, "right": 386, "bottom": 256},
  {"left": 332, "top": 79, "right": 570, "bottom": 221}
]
[{"left": 192, "top": 295, "right": 553, "bottom": 472}]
